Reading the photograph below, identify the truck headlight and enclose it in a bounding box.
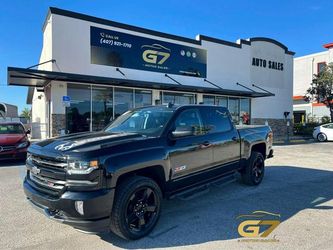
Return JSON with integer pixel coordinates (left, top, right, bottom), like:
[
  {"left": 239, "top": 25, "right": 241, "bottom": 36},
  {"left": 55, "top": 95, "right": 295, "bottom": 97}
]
[{"left": 67, "top": 160, "right": 99, "bottom": 175}]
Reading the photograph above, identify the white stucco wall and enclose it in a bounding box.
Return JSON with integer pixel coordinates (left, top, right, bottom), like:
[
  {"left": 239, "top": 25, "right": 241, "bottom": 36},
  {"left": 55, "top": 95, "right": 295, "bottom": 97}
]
[
  {"left": 46, "top": 13, "right": 293, "bottom": 122},
  {"left": 293, "top": 51, "right": 329, "bottom": 96},
  {"left": 250, "top": 41, "right": 293, "bottom": 119},
  {"left": 293, "top": 47, "right": 332, "bottom": 122},
  {"left": 31, "top": 15, "right": 53, "bottom": 139}
]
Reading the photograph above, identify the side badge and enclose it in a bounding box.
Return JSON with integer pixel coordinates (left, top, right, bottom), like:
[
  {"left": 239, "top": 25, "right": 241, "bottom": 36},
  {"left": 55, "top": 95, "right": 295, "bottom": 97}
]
[{"left": 174, "top": 165, "right": 187, "bottom": 173}]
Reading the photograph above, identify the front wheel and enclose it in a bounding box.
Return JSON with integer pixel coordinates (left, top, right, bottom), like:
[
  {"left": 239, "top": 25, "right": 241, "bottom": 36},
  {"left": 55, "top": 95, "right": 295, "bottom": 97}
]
[
  {"left": 241, "top": 151, "right": 265, "bottom": 186},
  {"left": 110, "top": 176, "right": 162, "bottom": 240},
  {"left": 317, "top": 133, "right": 327, "bottom": 142}
]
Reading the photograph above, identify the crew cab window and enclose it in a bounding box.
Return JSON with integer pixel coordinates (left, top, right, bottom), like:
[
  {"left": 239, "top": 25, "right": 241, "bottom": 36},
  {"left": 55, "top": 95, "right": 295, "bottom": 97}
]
[
  {"left": 174, "top": 109, "right": 204, "bottom": 135},
  {"left": 200, "top": 107, "right": 233, "bottom": 133}
]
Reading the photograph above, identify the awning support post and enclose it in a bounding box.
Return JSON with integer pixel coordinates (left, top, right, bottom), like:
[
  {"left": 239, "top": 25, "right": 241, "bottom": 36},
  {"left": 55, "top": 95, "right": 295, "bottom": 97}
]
[
  {"left": 204, "top": 79, "right": 223, "bottom": 89},
  {"left": 27, "top": 59, "right": 56, "bottom": 69},
  {"left": 116, "top": 68, "right": 126, "bottom": 78},
  {"left": 165, "top": 74, "right": 182, "bottom": 85},
  {"left": 252, "top": 84, "right": 274, "bottom": 95},
  {"left": 236, "top": 82, "right": 255, "bottom": 92}
]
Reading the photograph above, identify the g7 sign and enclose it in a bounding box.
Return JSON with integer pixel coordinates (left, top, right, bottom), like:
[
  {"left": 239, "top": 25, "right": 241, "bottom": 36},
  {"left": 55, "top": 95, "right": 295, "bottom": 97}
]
[{"left": 141, "top": 44, "right": 170, "bottom": 65}]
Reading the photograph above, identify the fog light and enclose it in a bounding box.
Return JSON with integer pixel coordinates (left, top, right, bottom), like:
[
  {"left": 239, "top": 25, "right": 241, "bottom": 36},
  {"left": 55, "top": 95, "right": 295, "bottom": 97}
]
[{"left": 75, "top": 201, "right": 84, "bottom": 215}]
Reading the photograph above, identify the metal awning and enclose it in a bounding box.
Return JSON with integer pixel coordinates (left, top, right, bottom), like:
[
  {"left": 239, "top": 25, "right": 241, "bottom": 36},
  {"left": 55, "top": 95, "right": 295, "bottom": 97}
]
[{"left": 7, "top": 67, "right": 274, "bottom": 98}]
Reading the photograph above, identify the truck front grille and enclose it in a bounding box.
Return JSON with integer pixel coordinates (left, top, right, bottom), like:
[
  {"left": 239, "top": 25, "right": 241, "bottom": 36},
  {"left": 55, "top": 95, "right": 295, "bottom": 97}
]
[
  {"left": 27, "top": 154, "right": 67, "bottom": 197},
  {"left": 30, "top": 155, "right": 67, "bottom": 169}
]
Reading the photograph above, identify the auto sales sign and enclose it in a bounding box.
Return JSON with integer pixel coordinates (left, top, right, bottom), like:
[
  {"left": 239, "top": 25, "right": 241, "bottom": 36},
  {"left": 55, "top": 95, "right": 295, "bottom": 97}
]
[{"left": 90, "top": 26, "right": 207, "bottom": 78}]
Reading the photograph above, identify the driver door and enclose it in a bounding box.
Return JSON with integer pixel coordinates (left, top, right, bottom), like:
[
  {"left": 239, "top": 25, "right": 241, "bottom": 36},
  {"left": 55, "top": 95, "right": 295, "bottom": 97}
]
[{"left": 168, "top": 108, "right": 213, "bottom": 180}]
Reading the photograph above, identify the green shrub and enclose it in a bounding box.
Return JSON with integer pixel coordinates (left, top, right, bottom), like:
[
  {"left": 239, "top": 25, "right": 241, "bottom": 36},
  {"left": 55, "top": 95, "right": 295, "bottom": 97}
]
[
  {"left": 293, "top": 122, "right": 319, "bottom": 136},
  {"left": 321, "top": 116, "right": 331, "bottom": 124}
]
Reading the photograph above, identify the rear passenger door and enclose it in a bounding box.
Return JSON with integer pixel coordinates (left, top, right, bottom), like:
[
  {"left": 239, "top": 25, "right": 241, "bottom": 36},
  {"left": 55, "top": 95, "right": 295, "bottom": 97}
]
[{"left": 200, "top": 107, "right": 240, "bottom": 171}]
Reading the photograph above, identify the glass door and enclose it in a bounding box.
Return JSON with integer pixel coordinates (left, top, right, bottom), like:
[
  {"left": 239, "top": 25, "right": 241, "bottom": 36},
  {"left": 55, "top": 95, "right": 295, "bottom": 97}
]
[
  {"left": 228, "top": 98, "right": 240, "bottom": 124},
  {"left": 92, "top": 87, "right": 113, "bottom": 131},
  {"left": 114, "top": 88, "right": 134, "bottom": 119},
  {"left": 66, "top": 84, "right": 91, "bottom": 134}
]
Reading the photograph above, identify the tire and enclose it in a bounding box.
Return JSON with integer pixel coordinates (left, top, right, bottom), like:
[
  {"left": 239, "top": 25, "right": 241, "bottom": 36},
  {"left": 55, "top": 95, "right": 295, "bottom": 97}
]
[
  {"left": 110, "top": 176, "right": 162, "bottom": 240},
  {"left": 241, "top": 151, "right": 265, "bottom": 186},
  {"left": 317, "top": 133, "right": 327, "bottom": 142}
]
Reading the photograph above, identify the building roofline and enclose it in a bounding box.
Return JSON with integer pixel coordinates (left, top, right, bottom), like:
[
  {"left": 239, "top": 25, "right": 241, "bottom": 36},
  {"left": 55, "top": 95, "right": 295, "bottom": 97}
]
[
  {"left": 294, "top": 50, "right": 328, "bottom": 60},
  {"left": 48, "top": 7, "right": 295, "bottom": 55},
  {"left": 249, "top": 37, "right": 295, "bottom": 55}
]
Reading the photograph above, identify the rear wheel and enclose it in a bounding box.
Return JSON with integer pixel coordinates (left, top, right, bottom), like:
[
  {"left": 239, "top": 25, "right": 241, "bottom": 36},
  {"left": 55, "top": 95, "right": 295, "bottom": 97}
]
[
  {"left": 317, "top": 133, "right": 327, "bottom": 142},
  {"left": 241, "top": 151, "right": 265, "bottom": 185},
  {"left": 110, "top": 176, "right": 162, "bottom": 240}
]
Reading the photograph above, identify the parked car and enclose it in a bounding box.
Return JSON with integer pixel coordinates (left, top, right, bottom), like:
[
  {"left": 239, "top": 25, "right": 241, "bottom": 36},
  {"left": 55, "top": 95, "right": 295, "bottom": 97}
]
[
  {"left": 313, "top": 123, "right": 333, "bottom": 142},
  {"left": 23, "top": 105, "right": 273, "bottom": 240},
  {"left": 0, "top": 122, "right": 30, "bottom": 160}
]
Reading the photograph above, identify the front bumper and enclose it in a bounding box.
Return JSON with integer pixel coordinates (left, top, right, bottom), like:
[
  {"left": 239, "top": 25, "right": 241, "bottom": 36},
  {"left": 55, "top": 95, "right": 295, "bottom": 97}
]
[{"left": 24, "top": 178, "right": 115, "bottom": 233}]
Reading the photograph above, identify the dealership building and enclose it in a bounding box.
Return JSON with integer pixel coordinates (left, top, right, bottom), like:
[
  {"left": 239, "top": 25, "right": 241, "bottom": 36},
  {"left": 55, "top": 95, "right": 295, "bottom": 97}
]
[
  {"left": 7, "top": 7, "right": 294, "bottom": 139},
  {"left": 293, "top": 43, "right": 333, "bottom": 123}
]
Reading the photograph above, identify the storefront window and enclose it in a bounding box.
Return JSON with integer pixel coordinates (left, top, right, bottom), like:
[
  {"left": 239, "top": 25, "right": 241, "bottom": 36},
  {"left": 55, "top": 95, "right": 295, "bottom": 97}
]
[
  {"left": 135, "top": 90, "right": 152, "bottom": 108},
  {"left": 228, "top": 97, "right": 240, "bottom": 124},
  {"left": 203, "top": 95, "right": 215, "bottom": 105},
  {"left": 66, "top": 84, "right": 91, "bottom": 134},
  {"left": 162, "top": 92, "right": 195, "bottom": 105},
  {"left": 114, "top": 88, "right": 134, "bottom": 119},
  {"left": 92, "top": 87, "right": 113, "bottom": 131},
  {"left": 240, "top": 98, "right": 250, "bottom": 125},
  {"left": 216, "top": 96, "right": 228, "bottom": 107}
]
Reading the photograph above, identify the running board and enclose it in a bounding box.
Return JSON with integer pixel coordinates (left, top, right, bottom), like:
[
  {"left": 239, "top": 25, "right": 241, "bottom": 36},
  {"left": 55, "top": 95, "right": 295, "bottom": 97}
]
[{"left": 168, "top": 173, "right": 237, "bottom": 200}]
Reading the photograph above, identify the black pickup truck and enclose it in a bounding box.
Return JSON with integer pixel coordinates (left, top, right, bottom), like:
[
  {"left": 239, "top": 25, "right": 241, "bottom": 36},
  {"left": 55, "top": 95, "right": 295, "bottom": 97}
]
[{"left": 24, "top": 104, "right": 273, "bottom": 240}]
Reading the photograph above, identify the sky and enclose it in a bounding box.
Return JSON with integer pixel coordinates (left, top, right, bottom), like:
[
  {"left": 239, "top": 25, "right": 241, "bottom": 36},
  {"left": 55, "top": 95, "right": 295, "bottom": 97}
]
[{"left": 0, "top": 0, "right": 332, "bottom": 113}]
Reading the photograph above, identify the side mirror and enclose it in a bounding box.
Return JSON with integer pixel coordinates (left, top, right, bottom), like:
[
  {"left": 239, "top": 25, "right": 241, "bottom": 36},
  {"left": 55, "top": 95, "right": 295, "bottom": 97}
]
[
  {"left": 171, "top": 126, "right": 193, "bottom": 138},
  {"left": 26, "top": 129, "right": 31, "bottom": 135}
]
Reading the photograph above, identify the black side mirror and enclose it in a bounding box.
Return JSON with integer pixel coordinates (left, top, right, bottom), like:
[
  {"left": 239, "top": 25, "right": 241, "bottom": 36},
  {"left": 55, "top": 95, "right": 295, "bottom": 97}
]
[
  {"left": 26, "top": 129, "right": 31, "bottom": 135},
  {"left": 171, "top": 126, "right": 193, "bottom": 138}
]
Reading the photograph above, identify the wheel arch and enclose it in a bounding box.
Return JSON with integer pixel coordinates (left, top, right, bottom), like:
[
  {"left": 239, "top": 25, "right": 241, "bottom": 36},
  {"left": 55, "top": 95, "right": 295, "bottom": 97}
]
[
  {"left": 250, "top": 142, "right": 267, "bottom": 159},
  {"left": 114, "top": 165, "right": 167, "bottom": 196}
]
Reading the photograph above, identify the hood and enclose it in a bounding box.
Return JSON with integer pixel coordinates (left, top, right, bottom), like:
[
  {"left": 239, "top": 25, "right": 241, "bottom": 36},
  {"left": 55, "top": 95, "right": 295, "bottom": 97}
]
[
  {"left": 0, "top": 134, "right": 26, "bottom": 145},
  {"left": 30, "top": 131, "right": 146, "bottom": 155}
]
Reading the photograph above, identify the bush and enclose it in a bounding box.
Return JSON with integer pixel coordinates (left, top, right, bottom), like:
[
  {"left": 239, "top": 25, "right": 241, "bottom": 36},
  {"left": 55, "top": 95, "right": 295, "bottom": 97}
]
[
  {"left": 293, "top": 122, "right": 319, "bottom": 136},
  {"left": 321, "top": 116, "right": 331, "bottom": 124}
]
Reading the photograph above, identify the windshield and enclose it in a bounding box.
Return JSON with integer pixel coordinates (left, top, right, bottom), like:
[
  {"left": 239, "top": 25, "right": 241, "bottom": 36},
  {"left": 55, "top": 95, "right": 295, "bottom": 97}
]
[
  {"left": 105, "top": 107, "right": 174, "bottom": 136},
  {"left": 0, "top": 124, "right": 25, "bottom": 134}
]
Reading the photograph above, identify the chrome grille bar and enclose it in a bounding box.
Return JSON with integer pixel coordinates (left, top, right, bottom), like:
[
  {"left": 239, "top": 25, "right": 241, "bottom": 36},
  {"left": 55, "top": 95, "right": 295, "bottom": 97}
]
[{"left": 31, "top": 155, "right": 67, "bottom": 168}]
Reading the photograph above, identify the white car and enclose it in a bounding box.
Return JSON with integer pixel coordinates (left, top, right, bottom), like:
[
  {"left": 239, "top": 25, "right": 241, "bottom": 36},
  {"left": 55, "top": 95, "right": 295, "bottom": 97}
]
[{"left": 313, "top": 123, "right": 333, "bottom": 142}]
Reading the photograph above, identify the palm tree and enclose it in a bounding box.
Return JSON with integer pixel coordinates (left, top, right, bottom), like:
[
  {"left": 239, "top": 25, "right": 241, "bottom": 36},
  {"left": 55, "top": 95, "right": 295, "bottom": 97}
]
[{"left": 20, "top": 107, "right": 31, "bottom": 120}]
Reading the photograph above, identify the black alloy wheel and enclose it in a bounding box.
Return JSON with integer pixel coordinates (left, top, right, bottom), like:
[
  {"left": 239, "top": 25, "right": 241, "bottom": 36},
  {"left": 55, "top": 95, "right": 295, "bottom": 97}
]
[
  {"left": 110, "top": 176, "right": 162, "bottom": 240},
  {"left": 252, "top": 155, "right": 264, "bottom": 184},
  {"left": 125, "top": 187, "right": 158, "bottom": 232},
  {"left": 241, "top": 151, "right": 265, "bottom": 185}
]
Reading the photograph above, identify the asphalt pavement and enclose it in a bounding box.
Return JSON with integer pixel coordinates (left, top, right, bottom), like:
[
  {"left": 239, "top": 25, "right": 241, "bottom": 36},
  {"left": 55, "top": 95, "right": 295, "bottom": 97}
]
[{"left": 0, "top": 142, "right": 332, "bottom": 250}]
